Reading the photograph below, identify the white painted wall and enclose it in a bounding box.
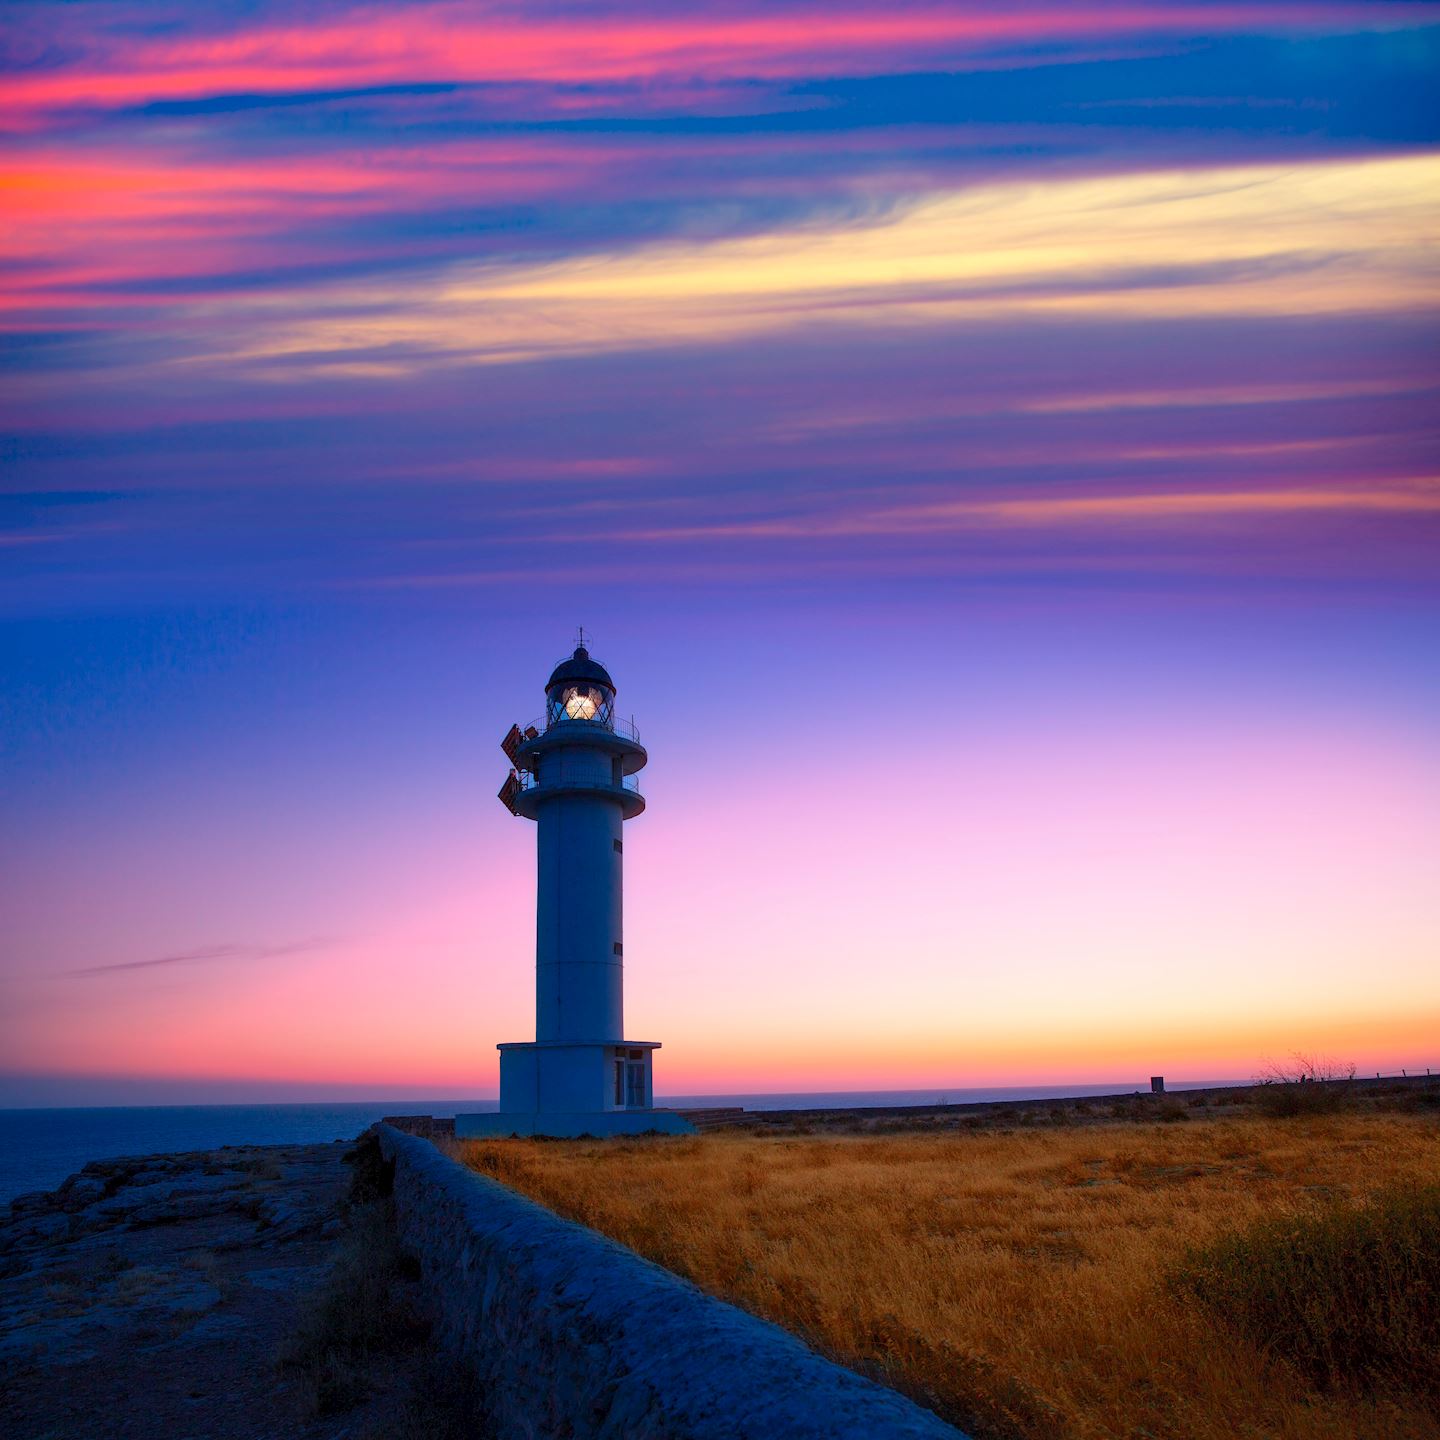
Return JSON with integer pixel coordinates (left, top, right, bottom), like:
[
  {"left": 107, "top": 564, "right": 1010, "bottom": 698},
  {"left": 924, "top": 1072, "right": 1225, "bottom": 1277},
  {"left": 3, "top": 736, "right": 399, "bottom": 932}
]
[{"left": 535, "top": 783, "right": 625, "bottom": 1043}]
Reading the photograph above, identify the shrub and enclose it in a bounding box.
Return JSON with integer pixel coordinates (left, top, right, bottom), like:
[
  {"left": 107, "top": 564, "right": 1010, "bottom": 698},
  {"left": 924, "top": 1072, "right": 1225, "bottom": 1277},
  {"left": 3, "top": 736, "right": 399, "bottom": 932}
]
[
  {"left": 1173, "top": 1182, "right": 1440, "bottom": 1397},
  {"left": 1157, "top": 1101, "right": 1189, "bottom": 1123},
  {"left": 347, "top": 1147, "right": 395, "bottom": 1203},
  {"left": 1373, "top": 1085, "right": 1440, "bottom": 1114},
  {"left": 281, "top": 1140, "right": 427, "bottom": 1415},
  {"left": 1252, "top": 1054, "right": 1355, "bottom": 1118},
  {"left": 279, "top": 1198, "right": 429, "bottom": 1412},
  {"left": 1252, "top": 1082, "right": 1353, "bottom": 1119}
]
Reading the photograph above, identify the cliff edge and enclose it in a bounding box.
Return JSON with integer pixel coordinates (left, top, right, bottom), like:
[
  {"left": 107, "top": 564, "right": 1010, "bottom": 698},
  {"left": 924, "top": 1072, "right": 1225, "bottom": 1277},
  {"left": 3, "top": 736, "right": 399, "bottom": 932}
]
[{"left": 0, "top": 1140, "right": 473, "bottom": 1439}]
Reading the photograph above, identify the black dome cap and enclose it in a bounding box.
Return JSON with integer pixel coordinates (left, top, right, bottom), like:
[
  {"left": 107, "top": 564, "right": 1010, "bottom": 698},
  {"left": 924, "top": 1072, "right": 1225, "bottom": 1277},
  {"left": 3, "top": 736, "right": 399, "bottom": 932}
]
[{"left": 546, "top": 645, "right": 615, "bottom": 693}]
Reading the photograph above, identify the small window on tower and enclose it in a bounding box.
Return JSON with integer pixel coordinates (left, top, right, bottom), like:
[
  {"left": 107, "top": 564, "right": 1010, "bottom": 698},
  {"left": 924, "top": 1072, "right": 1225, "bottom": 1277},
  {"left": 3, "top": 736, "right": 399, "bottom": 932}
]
[
  {"left": 613, "top": 839, "right": 623, "bottom": 853},
  {"left": 613, "top": 942, "right": 623, "bottom": 956}
]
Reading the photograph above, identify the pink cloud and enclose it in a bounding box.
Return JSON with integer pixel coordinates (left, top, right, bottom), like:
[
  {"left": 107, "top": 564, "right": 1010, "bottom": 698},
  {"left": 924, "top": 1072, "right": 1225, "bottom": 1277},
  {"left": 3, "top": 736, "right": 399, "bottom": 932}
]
[{"left": 4, "top": 3, "right": 1426, "bottom": 121}]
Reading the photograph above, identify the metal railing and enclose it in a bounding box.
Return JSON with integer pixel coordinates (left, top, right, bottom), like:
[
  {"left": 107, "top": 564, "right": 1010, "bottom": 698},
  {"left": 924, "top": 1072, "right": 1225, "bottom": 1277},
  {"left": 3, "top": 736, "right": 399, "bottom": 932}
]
[
  {"left": 514, "top": 769, "right": 641, "bottom": 796},
  {"left": 522, "top": 712, "right": 641, "bottom": 744}
]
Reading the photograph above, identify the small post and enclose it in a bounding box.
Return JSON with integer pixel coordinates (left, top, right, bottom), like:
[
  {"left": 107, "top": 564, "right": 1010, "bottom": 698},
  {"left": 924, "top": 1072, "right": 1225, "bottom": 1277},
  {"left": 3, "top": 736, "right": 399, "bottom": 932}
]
[{"left": 1150, "top": 1076, "right": 1165, "bottom": 1094}]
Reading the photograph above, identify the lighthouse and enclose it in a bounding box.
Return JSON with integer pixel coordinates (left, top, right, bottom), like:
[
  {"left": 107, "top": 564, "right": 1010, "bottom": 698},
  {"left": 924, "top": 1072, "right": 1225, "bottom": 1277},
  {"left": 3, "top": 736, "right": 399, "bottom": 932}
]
[{"left": 454, "top": 641, "right": 694, "bottom": 1138}]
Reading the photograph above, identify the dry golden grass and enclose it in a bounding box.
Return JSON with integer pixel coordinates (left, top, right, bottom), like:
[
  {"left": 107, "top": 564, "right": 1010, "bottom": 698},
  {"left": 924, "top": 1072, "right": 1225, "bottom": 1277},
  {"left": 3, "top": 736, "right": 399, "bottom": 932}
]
[{"left": 456, "top": 1114, "right": 1440, "bottom": 1440}]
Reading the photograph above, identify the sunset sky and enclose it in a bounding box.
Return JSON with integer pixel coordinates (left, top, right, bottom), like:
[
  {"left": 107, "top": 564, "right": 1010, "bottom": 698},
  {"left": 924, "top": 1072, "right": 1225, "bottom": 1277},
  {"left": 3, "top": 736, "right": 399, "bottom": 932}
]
[{"left": 3, "top": 0, "right": 1438, "bottom": 1104}]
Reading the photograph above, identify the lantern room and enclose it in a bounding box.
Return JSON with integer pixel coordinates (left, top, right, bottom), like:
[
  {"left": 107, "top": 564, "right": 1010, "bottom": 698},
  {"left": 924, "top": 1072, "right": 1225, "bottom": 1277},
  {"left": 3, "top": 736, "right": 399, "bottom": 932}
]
[{"left": 545, "top": 646, "right": 615, "bottom": 728}]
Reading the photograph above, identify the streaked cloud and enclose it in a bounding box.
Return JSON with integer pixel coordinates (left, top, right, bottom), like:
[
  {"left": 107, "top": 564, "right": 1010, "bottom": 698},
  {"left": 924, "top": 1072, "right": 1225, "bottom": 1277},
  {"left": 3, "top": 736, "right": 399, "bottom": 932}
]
[
  {"left": 188, "top": 154, "right": 1439, "bottom": 376},
  {"left": 609, "top": 480, "right": 1440, "bottom": 540},
  {"left": 1017, "top": 378, "right": 1436, "bottom": 415},
  {"left": 64, "top": 937, "right": 333, "bottom": 979},
  {"left": 4, "top": 6, "right": 1437, "bottom": 339},
  {"left": 9, "top": 3, "right": 1419, "bottom": 121}
]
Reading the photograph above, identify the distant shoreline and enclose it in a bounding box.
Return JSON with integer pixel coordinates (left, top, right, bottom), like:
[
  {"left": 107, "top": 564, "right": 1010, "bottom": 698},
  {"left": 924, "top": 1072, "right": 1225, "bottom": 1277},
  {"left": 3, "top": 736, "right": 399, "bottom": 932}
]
[
  {"left": 0, "top": 1080, "right": 1230, "bottom": 1112},
  {"left": 3, "top": 1073, "right": 1433, "bottom": 1203},
  {"left": 704, "top": 1073, "right": 1438, "bottom": 1131}
]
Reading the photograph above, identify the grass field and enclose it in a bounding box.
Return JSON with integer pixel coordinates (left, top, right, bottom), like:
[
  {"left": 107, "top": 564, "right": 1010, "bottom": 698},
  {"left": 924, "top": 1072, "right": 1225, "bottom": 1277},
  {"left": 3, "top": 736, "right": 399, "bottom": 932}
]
[{"left": 456, "top": 1110, "right": 1439, "bottom": 1440}]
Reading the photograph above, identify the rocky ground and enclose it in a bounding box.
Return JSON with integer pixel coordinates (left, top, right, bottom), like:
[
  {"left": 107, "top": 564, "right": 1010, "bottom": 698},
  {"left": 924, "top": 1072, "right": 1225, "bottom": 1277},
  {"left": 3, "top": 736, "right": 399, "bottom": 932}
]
[{"left": 0, "top": 1140, "right": 476, "bottom": 1440}]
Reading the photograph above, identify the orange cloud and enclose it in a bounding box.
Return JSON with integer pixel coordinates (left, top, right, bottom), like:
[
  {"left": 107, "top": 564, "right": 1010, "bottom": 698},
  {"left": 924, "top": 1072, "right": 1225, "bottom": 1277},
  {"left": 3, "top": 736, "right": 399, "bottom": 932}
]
[{"left": 0, "top": 137, "right": 623, "bottom": 312}]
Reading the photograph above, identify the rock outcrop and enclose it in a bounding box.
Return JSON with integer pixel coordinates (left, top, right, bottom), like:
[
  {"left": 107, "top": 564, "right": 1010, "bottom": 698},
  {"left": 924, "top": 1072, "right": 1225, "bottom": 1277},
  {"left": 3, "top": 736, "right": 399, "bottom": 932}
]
[{"left": 0, "top": 1143, "right": 353, "bottom": 1438}]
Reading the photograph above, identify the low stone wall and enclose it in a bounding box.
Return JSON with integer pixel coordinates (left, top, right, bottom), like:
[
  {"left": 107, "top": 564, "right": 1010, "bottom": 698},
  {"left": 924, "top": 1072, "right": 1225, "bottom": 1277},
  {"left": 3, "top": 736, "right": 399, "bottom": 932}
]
[
  {"left": 382, "top": 1114, "right": 457, "bottom": 1139},
  {"left": 374, "top": 1123, "right": 967, "bottom": 1439}
]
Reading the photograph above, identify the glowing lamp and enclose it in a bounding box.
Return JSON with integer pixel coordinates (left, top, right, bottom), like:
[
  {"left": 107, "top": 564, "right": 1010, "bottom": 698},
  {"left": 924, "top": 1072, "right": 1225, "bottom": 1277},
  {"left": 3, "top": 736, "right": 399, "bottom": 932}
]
[{"left": 563, "top": 687, "right": 599, "bottom": 720}]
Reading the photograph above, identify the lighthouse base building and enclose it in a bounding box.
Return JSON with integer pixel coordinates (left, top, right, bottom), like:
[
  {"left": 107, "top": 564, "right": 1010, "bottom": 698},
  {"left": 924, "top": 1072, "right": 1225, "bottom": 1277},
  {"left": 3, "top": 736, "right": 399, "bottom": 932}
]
[
  {"left": 457, "top": 1040, "right": 690, "bottom": 1139},
  {"left": 455, "top": 643, "right": 693, "bottom": 1140}
]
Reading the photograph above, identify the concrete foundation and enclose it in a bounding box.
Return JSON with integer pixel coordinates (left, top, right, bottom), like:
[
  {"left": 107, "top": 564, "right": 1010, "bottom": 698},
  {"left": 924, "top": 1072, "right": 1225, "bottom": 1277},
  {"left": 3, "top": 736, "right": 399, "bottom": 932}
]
[{"left": 454, "top": 1110, "right": 696, "bottom": 1138}]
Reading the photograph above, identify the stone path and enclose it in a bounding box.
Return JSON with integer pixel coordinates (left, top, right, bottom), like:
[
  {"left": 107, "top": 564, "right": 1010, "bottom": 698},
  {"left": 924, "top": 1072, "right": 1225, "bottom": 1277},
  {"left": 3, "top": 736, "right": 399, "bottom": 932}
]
[{"left": 0, "top": 1141, "right": 414, "bottom": 1440}]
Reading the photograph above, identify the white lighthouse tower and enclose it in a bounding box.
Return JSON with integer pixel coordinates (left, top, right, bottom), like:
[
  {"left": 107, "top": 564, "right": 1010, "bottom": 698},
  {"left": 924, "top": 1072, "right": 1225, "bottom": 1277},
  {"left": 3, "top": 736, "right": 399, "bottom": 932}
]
[{"left": 455, "top": 640, "right": 694, "bottom": 1138}]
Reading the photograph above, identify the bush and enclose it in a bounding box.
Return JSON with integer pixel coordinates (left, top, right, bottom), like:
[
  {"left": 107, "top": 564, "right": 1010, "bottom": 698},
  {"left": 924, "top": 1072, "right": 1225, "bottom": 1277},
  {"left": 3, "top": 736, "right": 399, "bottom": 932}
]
[
  {"left": 1252, "top": 1055, "right": 1355, "bottom": 1118},
  {"left": 1173, "top": 1182, "right": 1440, "bottom": 1397},
  {"left": 281, "top": 1141, "right": 426, "bottom": 1416},
  {"left": 345, "top": 1133, "right": 396, "bottom": 1202},
  {"left": 279, "top": 1198, "right": 429, "bottom": 1413},
  {"left": 1373, "top": 1085, "right": 1440, "bottom": 1114},
  {"left": 1252, "top": 1081, "right": 1352, "bottom": 1118}
]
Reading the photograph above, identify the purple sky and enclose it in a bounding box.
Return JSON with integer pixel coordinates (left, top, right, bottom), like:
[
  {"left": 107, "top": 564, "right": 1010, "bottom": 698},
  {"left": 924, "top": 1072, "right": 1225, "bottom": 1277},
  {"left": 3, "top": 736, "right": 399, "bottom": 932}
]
[{"left": 2, "top": 1, "right": 1438, "bottom": 1102}]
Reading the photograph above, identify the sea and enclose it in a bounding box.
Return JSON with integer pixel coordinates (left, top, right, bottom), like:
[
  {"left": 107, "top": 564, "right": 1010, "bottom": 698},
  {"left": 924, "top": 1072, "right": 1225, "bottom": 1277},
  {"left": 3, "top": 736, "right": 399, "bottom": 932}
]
[{"left": 0, "top": 1082, "right": 1208, "bottom": 1204}]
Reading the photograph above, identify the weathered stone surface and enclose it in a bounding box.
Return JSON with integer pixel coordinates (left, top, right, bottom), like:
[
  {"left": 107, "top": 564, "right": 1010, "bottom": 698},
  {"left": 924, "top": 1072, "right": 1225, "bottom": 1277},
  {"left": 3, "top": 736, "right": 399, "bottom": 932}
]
[
  {"left": 57, "top": 1177, "right": 107, "bottom": 1211},
  {"left": 376, "top": 1123, "right": 968, "bottom": 1440},
  {"left": 90, "top": 1171, "right": 248, "bottom": 1224},
  {"left": 246, "top": 1263, "right": 326, "bottom": 1292},
  {"left": 0, "top": 1141, "right": 369, "bottom": 1440},
  {"left": 8, "top": 1211, "right": 71, "bottom": 1245}
]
